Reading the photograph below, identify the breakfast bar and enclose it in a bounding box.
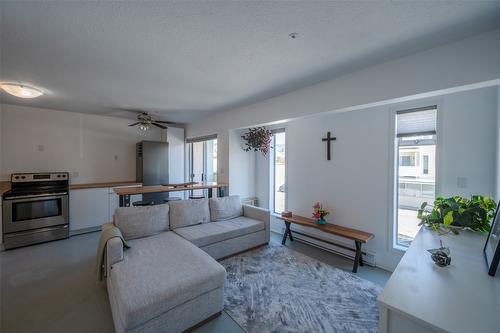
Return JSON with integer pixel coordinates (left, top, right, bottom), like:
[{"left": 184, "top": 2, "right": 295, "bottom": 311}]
[{"left": 113, "top": 182, "right": 229, "bottom": 207}]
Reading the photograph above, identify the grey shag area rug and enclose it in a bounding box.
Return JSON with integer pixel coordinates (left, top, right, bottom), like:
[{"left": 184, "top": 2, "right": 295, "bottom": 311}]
[{"left": 221, "top": 244, "right": 382, "bottom": 333}]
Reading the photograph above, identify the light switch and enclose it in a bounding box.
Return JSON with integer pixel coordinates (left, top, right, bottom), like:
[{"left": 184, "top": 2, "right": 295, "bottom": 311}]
[
  {"left": 457, "top": 177, "right": 467, "bottom": 188},
  {"left": 37, "top": 145, "right": 44, "bottom": 152}
]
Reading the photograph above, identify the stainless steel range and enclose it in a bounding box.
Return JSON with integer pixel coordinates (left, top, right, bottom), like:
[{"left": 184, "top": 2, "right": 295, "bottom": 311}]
[{"left": 2, "top": 172, "right": 69, "bottom": 249}]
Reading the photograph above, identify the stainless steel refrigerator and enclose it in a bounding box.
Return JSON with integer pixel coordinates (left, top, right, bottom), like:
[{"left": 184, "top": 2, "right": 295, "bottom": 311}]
[{"left": 136, "top": 141, "right": 169, "bottom": 204}]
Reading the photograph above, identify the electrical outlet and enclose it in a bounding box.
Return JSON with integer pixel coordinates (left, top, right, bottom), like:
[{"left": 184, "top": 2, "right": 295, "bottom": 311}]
[
  {"left": 114, "top": 155, "right": 119, "bottom": 161},
  {"left": 37, "top": 145, "right": 44, "bottom": 152}
]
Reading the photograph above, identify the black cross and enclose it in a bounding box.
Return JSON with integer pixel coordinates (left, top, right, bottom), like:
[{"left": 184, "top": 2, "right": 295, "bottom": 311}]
[{"left": 322, "top": 131, "right": 336, "bottom": 160}]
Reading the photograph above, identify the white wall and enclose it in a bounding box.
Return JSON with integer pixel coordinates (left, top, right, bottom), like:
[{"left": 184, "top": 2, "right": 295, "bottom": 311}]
[
  {"left": 281, "top": 87, "right": 498, "bottom": 270},
  {"left": 187, "top": 29, "right": 500, "bottom": 141},
  {"left": 0, "top": 104, "right": 185, "bottom": 184},
  {"left": 195, "top": 87, "right": 498, "bottom": 271},
  {"left": 439, "top": 88, "right": 497, "bottom": 197},
  {"left": 228, "top": 129, "right": 256, "bottom": 198}
]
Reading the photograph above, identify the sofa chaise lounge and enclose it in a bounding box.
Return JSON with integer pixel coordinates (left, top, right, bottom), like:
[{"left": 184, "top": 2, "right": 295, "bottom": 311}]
[{"left": 102, "top": 195, "right": 270, "bottom": 333}]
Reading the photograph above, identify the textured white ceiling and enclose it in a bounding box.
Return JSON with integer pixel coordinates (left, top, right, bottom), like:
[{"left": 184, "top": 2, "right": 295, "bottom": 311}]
[{"left": 1, "top": 1, "right": 500, "bottom": 123}]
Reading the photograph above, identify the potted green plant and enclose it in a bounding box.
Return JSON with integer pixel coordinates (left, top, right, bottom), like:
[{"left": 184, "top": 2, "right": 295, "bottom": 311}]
[
  {"left": 418, "top": 195, "right": 497, "bottom": 234},
  {"left": 241, "top": 127, "right": 273, "bottom": 156}
]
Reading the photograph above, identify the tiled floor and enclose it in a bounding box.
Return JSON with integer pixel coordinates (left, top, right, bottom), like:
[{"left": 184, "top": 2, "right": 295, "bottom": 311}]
[{"left": 0, "top": 231, "right": 391, "bottom": 333}]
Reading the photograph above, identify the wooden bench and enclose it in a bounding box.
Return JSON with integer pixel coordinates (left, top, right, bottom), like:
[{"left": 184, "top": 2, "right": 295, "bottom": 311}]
[{"left": 277, "top": 214, "right": 374, "bottom": 273}]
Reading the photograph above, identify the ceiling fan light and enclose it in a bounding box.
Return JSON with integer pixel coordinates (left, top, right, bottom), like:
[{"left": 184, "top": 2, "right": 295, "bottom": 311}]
[
  {"left": 138, "top": 123, "right": 150, "bottom": 131},
  {"left": 0, "top": 83, "right": 44, "bottom": 98}
]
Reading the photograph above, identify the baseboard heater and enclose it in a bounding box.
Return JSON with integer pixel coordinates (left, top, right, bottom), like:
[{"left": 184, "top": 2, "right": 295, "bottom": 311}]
[{"left": 289, "top": 230, "right": 376, "bottom": 267}]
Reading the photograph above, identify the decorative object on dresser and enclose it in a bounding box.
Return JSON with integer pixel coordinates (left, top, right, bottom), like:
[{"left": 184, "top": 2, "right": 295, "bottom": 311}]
[
  {"left": 312, "top": 202, "right": 330, "bottom": 225},
  {"left": 321, "top": 131, "right": 337, "bottom": 160},
  {"left": 427, "top": 240, "right": 451, "bottom": 267},
  {"left": 483, "top": 200, "right": 500, "bottom": 276},
  {"left": 241, "top": 126, "right": 273, "bottom": 156},
  {"left": 418, "top": 195, "right": 497, "bottom": 234},
  {"left": 277, "top": 214, "right": 374, "bottom": 273}
]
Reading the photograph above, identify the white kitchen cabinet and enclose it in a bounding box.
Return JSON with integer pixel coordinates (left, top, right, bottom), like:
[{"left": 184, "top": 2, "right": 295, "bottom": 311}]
[
  {"left": 70, "top": 187, "right": 142, "bottom": 232},
  {"left": 70, "top": 188, "right": 109, "bottom": 231}
]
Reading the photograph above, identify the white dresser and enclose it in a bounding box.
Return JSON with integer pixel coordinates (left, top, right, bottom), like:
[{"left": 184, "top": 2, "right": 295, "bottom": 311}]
[{"left": 378, "top": 227, "right": 500, "bottom": 333}]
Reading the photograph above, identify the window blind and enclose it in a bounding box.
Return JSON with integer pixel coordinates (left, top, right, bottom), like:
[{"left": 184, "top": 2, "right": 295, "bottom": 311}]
[
  {"left": 186, "top": 134, "right": 218, "bottom": 143},
  {"left": 396, "top": 106, "right": 437, "bottom": 138}
]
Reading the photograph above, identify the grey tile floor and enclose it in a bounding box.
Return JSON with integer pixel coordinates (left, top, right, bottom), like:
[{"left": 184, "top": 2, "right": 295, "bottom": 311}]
[{"left": 0, "top": 231, "right": 391, "bottom": 333}]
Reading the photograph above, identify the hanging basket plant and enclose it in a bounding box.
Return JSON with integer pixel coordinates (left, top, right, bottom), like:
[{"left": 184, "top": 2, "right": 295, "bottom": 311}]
[{"left": 241, "top": 127, "right": 273, "bottom": 156}]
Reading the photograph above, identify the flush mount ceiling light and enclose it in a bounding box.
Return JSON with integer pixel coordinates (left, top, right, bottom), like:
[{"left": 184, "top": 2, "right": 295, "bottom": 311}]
[{"left": 0, "top": 83, "right": 44, "bottom": 98}]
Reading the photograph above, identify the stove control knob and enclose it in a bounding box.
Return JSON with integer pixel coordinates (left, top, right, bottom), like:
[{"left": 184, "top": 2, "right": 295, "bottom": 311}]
[
  {"left": 57, "top": 175, "right": 61, "bottom": 178},
  {"left": 14, "top": 176, "right": 19, "bottom": 179},
  {"left": 21, "top": 176, "right": 26, "bottom": 179}
]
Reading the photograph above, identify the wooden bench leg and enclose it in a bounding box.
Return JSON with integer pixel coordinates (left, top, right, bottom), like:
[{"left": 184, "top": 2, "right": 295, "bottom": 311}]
[
  {"left": 353, "top": 241, "right": 363, "bottom": 273},
  {"left": 282, "top": 222, "right": 291, "bottom": 245}
]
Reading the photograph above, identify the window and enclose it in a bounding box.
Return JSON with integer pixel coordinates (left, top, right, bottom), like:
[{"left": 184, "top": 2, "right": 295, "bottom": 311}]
[
  {"left": 270, "top": 130, "right": 286, "bottom": 214},
  {"left": 394, "top": 106, "right": 437, "bottom": 248},
  {"left": 423, "top": 155, "right": 429, "bottom": 174},
  {"left": 187, "top": 135, "right": 218, "bottom": 196},
  {"left": 399, "top": 152, "right": 416, "bottom": 166}
]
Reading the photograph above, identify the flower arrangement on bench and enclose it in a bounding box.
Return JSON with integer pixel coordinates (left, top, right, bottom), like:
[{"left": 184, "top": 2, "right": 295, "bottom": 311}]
[{"left": 312, "top": 202, "right": 330, "bottom": 225}]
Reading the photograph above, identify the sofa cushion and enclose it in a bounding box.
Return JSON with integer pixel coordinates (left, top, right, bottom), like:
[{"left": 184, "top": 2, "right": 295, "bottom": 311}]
[
  {"left": 113, "top": 204, "right": 169, "bottom": 240},
  {"left": 169, "top": 199, "right": 210, "bottom": 229},
  {"left": 173, "top": 216, "right": 264, "bottom": 247},
  {"left": 107, "top": 232, "right": 226, "bottom": 330},
  {"left": 209, "top": 195, "right": 243, "bottom": 221}
]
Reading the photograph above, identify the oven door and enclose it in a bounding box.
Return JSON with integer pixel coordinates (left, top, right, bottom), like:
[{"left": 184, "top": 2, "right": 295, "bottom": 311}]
[{"left": 2, "top": 195, "right": 69, "bottom": 233}]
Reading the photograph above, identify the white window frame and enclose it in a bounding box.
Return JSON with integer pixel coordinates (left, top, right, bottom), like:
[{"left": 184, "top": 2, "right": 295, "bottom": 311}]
[
  {"left": 269, "top": 129, "right": 287, "bottom": 215},
  {"left": 388, "top": 101, "right": 442, "bottom": 253}
]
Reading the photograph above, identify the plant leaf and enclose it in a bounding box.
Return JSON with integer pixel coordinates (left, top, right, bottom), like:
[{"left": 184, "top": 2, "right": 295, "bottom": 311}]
[{"left": 443, "top": 211, "right": 454, "bottom": 227}]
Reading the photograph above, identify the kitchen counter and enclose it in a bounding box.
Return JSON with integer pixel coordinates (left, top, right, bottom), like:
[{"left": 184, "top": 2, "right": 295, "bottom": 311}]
[
  {"left": 0, "top": 181, "right": 10, "bottom": 195},
  {"left": 69, "top": 181, "right": 141, "bottom": 190},
  {"left": 0, "top": 180, "right": 141, "bottom": 196}
]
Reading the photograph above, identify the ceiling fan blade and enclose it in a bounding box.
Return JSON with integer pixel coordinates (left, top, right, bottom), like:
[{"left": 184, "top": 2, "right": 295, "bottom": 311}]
[
  {"left": 154, "top": 120, "right": 177, "bottom": 124},
  {"left": 128, "top": 122, "right": 141, "bottom": 126},
  {"left": 152, "top": 123, "right": 167, "bottom": 129}
]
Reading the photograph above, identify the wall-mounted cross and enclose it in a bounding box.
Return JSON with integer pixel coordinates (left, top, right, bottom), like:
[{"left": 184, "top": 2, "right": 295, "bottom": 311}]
[{"left": 322, "top": 131, "right": 337, "bottom": 160}]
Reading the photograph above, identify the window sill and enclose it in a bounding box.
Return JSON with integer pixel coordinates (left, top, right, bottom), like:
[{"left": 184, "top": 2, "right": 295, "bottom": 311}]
[{"left": 392, "top": 244, "right": 408, "bottom": 253}]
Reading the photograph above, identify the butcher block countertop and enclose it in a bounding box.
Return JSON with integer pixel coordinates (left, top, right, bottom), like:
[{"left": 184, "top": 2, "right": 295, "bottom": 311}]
[
  {"left": 0, "top": 181, "right": 142, "bottom": 195},
  {"left": 0, "top": 181, "right": 10, "bottom": 195},
  {"left": 69, "top": 181, "right": 141, "bottom": 190},
  {"left": 114, "top": 182, "right": 229, "bottom": 195}
]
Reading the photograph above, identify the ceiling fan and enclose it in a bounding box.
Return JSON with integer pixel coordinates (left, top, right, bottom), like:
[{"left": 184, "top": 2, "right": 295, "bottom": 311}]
[{"left": 128, "top": 112, "right": 176, "bottom": 131}]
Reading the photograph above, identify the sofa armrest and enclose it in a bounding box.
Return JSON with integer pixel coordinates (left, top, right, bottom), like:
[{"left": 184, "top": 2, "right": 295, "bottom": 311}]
[
  {"left": 106, "top": 237, "right": 124, "bottom": 275},
  {"left": 243, "top": 204, "right": 270, "bottom": 242},
  {"left": 102, "top": 222, "right": 114, "bottom": 231}
]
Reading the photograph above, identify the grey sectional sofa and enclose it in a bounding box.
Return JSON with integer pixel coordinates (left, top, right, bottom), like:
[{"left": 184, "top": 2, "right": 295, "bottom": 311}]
[{"left": 103, "top": 196, "right": 270, "bottom": 333}]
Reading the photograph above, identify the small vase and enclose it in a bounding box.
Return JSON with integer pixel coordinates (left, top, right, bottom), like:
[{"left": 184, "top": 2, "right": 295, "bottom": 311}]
[{"left": 316, "top": 218, "right": 326, "bottom": 225}]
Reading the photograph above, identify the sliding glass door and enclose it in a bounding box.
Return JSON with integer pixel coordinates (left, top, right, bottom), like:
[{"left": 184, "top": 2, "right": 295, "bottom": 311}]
[{"left": 187, "top": 136, "right": 218, "bottom": 196}]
